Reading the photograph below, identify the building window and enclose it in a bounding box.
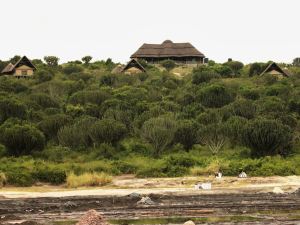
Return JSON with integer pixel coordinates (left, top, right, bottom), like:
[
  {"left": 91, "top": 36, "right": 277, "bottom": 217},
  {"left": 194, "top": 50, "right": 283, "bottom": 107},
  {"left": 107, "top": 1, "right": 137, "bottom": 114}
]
[{"left": 21, "top": 70, "right": 27, "bottom": 76}]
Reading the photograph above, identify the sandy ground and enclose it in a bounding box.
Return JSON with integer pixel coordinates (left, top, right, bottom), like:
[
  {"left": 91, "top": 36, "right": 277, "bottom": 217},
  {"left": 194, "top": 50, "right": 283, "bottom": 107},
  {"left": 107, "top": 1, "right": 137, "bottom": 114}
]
[{"left": 0, "top": 175, "right": 299, "bottom": 199}]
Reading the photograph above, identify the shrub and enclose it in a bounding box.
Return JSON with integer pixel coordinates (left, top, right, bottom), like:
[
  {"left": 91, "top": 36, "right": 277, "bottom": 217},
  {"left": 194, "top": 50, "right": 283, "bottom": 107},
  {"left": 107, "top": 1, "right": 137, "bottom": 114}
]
[
  {"left": 160, "top": 60, "right": 176, "bottom": 71},
  {"left": 29, "top": 93, "right": 59, "bottom": 109},
  {"left": 35, "top": 69, "right": 54, "bottom": 83},
  {"left": 198, "top": 85, "right": 234, "bottom": 108},
  {"left": 6, "top": 171, "right": 34, "bottom": 187},
  {"left": 229, "top": 99, "right": 256, "bottom": 119},
  {"left": 32, "top": 168, "right": 66, "bottom": 185},
  {"left": 41, "top": 146, "right": 71, "bottom": 162},
  {"left": 90, "top": 119, "right": 127, "bottom": 146},
  {"left": 141, "top": 116, "right": 177, "bottom": 156},
  {"left": 58, "top": 116, "right": 97, "bottom": 148},
  {"left": 174, "top": 120, "right": 199, "bottom": 151},
  {"left": 0, "top": 121, "right": 45, "bottom": 156},
  {"left": 241, "top": 88, "right": 260, "bottom": 100},
  {"left": 66, "top": 172, "right": 112, "bottom": 188},
  {"left": 242, "top": 118, "right": 292, "bottom": 157},
  {"left": 38, "top": 114, "right": 72, "bottom": 140},
  {"left": 0, "top": 172, "right": 7, "bottom": 187},
  {"left": 69, "top": 90, "right": 110, "bottom": 105},
  {"left": 0, "top": 97, "right": 27, "bottom": 123},
  {"left": 192, "top": 68, "right": 220, "bottom": 84},
  {"left": 63, "top": 64, "right": 83, "bottom": 75}
]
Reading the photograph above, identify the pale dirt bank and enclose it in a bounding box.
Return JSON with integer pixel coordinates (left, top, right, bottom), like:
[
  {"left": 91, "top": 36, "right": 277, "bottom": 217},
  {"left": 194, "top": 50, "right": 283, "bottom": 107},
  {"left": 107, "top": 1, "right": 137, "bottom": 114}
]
[{"left": 0, "top": 176, "right": 299, "bottom": 199}]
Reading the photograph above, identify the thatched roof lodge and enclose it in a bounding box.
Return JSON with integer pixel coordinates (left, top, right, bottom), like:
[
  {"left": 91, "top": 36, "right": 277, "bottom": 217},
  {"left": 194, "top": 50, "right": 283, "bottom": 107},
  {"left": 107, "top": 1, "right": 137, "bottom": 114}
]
[
  {"left": 131, "top": 40, "right": 205, "bottom": 64},
  {"left": 122, "top": 59, "right": 146, "bottom": 74},
  {"left": 260, "top": 62, "right": 289, "bottom": 78},
  {"left": 1, "top": 56, "right": 36, "bottom": 78}
]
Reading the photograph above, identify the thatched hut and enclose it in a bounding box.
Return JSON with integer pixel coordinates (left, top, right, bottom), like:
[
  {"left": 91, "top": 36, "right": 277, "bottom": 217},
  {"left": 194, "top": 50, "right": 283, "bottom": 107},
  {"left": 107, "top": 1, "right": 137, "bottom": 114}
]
[
  {"left": 260, "top": 62, "right": 289, "bottom": 78},
  {"left": 131, "top": 40, "right": 205, "bottom": 65},
  {"left": 1, "top": 56, "right": 36, "bottom": 77},
  {"left": 122, "top": 59, "right": 146, "bottom": 74}
]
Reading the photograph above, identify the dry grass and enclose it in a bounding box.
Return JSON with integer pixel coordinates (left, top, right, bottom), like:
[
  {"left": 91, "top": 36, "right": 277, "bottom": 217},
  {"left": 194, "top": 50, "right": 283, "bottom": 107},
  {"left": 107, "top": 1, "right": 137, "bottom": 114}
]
[
  {"left": 0, "top": 172, "right": 7, "bottom": 187},
  {"left": 190, "top": 161, "right": 221, "bottom": 176},
  {"left": 66, "top": 172, "right": 112, "bottom": 188}
]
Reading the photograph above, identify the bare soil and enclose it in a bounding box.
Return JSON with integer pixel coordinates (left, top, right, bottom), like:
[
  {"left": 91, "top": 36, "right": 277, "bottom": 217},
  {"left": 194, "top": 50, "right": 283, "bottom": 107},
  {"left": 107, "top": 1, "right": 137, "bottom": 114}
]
[{"left": 0, "top": 176, "right": 299, "bottom": 225}]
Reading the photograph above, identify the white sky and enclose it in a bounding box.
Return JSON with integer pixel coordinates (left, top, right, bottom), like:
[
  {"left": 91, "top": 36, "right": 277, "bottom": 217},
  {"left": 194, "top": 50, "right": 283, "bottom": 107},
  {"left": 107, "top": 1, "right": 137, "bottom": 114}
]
[{"left": 0, "top": 0, "right": 299, "bottom": 64}]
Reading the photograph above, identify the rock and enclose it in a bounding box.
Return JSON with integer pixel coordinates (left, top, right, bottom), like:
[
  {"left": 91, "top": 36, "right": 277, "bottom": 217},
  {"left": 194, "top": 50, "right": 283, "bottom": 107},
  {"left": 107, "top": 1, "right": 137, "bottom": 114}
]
[
  {"left": 137, "top": 196, "right": 155, "bottom": 205},
  {"left": 183, "top": 220, "right": 195, "bottom": 225},
  {"left": 76, "top": 210, "right": 109, "bottom": 225},
  {"left": 273, "top": 187, "right": 284, "bottom": 194},
  {"left": 128, "top": 192, "right": 141, "bottom": 198},
  {"left": 64, "top": 201, "right": 78, "bottom": 208}
]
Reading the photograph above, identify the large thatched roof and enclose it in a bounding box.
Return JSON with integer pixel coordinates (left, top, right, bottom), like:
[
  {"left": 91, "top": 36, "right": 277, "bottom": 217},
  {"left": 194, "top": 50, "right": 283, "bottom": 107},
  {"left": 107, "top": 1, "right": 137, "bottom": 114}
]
[
  {"left": 260, "top": 62, "right": 289, "bottom": 77},
  {"left": 131, "top": 40, "right": 205, "bottom": 58},
  {"left": 1, "top": 56, "right": 36, "bottom": 74}
]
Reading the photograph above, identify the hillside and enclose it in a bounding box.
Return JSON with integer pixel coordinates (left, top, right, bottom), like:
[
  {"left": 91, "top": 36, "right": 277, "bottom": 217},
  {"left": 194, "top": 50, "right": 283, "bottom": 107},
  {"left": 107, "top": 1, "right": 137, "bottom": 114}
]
[{"left": 0, "top": 57, "right": 300, "bottom": 187}]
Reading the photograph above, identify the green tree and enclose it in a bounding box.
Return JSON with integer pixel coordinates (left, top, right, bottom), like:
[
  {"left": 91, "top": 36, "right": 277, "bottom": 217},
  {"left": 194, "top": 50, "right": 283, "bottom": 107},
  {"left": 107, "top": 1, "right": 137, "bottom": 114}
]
[
  {"left": 90, "top": 119, "right": 127, "bottom": 146},
  {"left": 192, "top": 67, "right": 220, "bottom": 84},
  {"left": 38, "top": 114, "right": 72, "bottom": 140},
  {"left": 242, "top": 118, "right": 292, "bottom": 157},
  {"left": 174, "top": 120, "right": 199, "bottom": 151},
  {"left": 198, "top": 123, "right": 227, "bottom": 155},
  {"left": 161, "top": 60, "right": 176, "bottom": 72},
  {"left": 0, "top": 97, "right": 27, "bottom": 123},
  {"left": 225, "top": 61, "right": 244, "bottom": 76},
  {"left": 0, "top": 121, "right": 45, "bottom": 156},
  {"left": 198, "top": 85, "right": 234, "bottom": 108},
  {"left": 44, "top": 56, "right": 59, "bottom": 67},
  {"left": 82, "top": 56, "right": 93, "bottom": 65},
  {"left": 141, "top": 116, "right": 177, "bottom": 156},
  {"left": 9, "top": 55, "right": 21, "bottom": 64}
]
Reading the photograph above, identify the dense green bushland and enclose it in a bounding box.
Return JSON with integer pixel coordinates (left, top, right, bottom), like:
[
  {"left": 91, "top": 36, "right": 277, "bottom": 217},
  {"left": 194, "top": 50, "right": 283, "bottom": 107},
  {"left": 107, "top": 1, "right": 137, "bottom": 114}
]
[{"left": 0, "top": 56, "right": 300, "bottom": 186}]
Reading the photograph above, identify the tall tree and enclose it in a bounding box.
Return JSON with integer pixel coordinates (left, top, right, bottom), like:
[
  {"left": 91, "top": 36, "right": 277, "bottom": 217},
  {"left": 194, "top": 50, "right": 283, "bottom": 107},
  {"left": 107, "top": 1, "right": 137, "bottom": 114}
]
[{"left": 44, "top": 56, "right": 59, "bottom": 67}]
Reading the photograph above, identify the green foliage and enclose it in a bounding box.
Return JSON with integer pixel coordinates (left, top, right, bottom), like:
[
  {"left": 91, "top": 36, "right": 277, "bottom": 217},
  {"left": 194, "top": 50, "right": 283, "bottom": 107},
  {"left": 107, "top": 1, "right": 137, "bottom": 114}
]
[
  {"left": 192, "top": 67, "right": 220, "bottom": 84},
  {"left": 160, "top": 60, "right": 176, "bottom": 71},
  {"left": 242, "top": 118, "right": 292, "bottom": 157},
  {"left": 198, "top": 85, "right": 234, "bottom": 108},
  {"left": 44, "top": 56, "right": 59, "bottom": 67},
  {"left": 0, "top": 56, "right": 300, "bottom": 182},
  {"left": 38, "top": 114, "right": 72, "bottom": 140},
  {"left": 35, "top": 69, "right": 54, "bottom": 83},
  {"left": 249, "top": 62, "right": 267, "bottom": 76},
  {"left": 63, "top": 64, "right": 83, "bottom": 75},
  {"left": 0, "top": 120, "right": 45, "bottom": 156},
  {"left": 82, "top": 56, "right": 93, "bottom": 64},
  {"left": 0, "top": 96, "right": 27, "bottom": 123},
  {"left": 29, "top": 93, "right": 60, "bottom": 109},
  {"left": 32, "top": 167, "right": 66, "bottom": 185},
  {"left": 6, "top": 170, "right": 34, "bottom": 187},
  {"left": 174, "top": 120, "right": 199, "bottom": 151},
  {"left": 141, "top": 116, "right": 177, "bottom": 156},
  {"left": 90, "top": 119, "right": 127, "bottom": 146}
]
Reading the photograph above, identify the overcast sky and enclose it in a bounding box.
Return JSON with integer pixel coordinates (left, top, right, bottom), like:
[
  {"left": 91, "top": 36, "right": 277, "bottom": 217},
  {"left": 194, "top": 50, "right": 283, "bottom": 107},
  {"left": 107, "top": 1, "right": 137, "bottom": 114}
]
[{"left": 0, "top": 0, "right": 299, "bottom": 64}]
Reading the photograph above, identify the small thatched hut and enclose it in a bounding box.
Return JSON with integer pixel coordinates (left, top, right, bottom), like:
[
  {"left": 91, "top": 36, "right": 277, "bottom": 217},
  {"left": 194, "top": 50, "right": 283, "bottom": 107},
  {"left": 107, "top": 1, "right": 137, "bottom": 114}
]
[
  {"left": 122, "top": 59, "right": 146, "bottom": 74},
  {"left": 131, "top": 40, "right": 205, "bottom": 65},
  {"left": 260, "top": 62, "right": 289, "bottom": 78},
  {"left": 1, "top": 56, "right": 36, "bottom": 77}
]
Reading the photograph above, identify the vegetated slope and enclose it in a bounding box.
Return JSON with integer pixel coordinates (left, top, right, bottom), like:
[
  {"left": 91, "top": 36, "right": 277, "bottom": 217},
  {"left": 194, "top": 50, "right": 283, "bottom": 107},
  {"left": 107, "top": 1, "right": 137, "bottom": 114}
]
[{"left": 0, "top": 57, "right": 300, "bottom": 186}]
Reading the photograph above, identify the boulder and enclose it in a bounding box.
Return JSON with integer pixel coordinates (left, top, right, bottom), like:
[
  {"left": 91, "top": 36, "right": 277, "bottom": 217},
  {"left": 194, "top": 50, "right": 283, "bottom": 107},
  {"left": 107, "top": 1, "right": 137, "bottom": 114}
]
[
  {"left": 76, "top": 210, "right": 109, "bottom": 225},
  {"left": 183, "top": 220, "right": 195, "bottom": 225}
]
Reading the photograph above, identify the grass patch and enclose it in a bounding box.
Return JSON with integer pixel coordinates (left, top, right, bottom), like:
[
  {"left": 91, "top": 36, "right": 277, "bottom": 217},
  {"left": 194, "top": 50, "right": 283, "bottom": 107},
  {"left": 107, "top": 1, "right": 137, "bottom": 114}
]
[{"left": 66, "top": 172, "right": 112, "bottom": 188}]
